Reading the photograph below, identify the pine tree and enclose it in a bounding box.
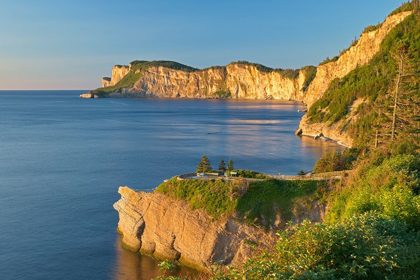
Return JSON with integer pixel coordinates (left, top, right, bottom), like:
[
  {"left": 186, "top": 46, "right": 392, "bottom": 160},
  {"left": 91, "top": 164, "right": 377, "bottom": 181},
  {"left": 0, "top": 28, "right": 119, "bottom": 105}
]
[
  {"left": 196, "top": 155, "right": 213, "bottom": 173},
  {"left": 227, "top": 158, "right": 234, "bottom": 172},
  {"left": 371, "top": 38, "right": 420, "bottom": 147},
  {"left": 388, "top": 39, "right": 419, "bottom": 143},
  {"left": 218, "top": 158, "right": 226, "bottom": 174}
]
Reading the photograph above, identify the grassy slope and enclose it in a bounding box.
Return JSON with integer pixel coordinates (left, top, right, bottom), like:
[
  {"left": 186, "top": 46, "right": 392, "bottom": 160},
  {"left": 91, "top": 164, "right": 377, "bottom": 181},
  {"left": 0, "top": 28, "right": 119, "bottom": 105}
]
[
  {"left": 306, "top": 11, "right": 420, "bottom": 147},
  {"left": 155, "top": 177, "right": 327, "bottom": 225}
]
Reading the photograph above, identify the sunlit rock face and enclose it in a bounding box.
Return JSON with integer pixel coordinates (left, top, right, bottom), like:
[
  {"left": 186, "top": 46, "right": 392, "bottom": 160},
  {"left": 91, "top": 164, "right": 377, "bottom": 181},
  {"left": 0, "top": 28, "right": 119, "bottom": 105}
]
[
  {"left": 303, "top": 11, "right": 412, "bottom": 107},
  {"left": 298, "top": 11, "right": 412, "bottom": 147},
  {"left": 104, "top": 64, "right": 308, "bottom": 101},
  {"left": 96, "top": 12, "right": 411, "bottom": 146},
  {"left": 113, "top": 186, "right": 327, "bottom": 271},
  {"left": 113, "top": 187, "right": 277, "bottom": 271}
]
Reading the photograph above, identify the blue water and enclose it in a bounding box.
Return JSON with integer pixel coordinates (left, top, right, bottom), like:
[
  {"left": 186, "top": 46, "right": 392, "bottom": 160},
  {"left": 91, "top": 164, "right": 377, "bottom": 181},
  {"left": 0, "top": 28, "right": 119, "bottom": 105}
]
[{"left": 0, "top": 91, "right": 341, "bottom": 280}]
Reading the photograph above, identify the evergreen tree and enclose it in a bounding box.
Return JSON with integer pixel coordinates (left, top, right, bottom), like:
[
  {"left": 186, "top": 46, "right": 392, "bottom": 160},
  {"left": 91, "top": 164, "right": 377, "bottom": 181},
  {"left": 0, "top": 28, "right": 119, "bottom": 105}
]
[
  {"left": 227, "top": 158, "right": 234, "bottom": 171},
  {"left": 218, "top": 158, "right": 226, "bottom": 173},
  {"left": 196, "top": 155, "right": 213, "bottom": 173},
  {"left": 377, "top": 39, "right": 420, "bottom": 145}
]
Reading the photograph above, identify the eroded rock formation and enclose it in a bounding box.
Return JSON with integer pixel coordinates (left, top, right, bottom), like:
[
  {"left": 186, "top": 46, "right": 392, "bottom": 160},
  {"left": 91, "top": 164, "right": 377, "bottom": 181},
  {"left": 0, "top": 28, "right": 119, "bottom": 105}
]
[{"left": 113, "top": 187, "right": 277, "bottom": 271}]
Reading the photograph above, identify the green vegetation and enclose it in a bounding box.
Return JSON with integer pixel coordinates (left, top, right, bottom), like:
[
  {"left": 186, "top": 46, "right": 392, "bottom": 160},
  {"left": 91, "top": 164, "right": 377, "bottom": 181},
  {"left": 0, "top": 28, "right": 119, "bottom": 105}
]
[
  {"left": 213, "top": 213, "right": 420, "bottom": 279},
  {"left": 237, "top": 179, "right": 325, "bottom": 225},
  {"left": 90, "top": 60, "right": 198, "bottom": 96},
  {"left": 227, "top": 158, "right": 234, "bottom": 172},
  {"left": 211, "top": 90, "right": 231, "bottom": 98},
  {"left": 363, "top": 23, "right": 381, "bottom": 33},
  {"left": 218, "top": 158, "right": 226, "bottom": 174},
  {"left": 156, "top": 177, "right": 327, "bottom": 225},
  {"left": 129, "top": 60, "right": 198, "bottom": 73},
  {"left": 307, "top": 11, "right": 420, "bottom": 147},
  {"left": 313, "top": 148, "right": 359, "bottom": 173},
  {"left": 326, "top": 153, "right": 420, "bottom": 226},
  {"left": 300, "top": 65, "right": 317, "bottom": 91},
  {"left": 389, "top": 1, "right": 415, "bottom": 16},
  {"left": 319, "top": 55, "right": 339, "bottom": 65},
  {"left": 232, "top": 61, "right": 301, "bottom": 80},
  {"left": 230, "top": 169, "right": 269, "bottom": 179},
  {"left": 156, "top": 177, "right": 237, "bottom": 219},
  {"left": 196, "top": 155, "right": 213, "bottom": 173}
]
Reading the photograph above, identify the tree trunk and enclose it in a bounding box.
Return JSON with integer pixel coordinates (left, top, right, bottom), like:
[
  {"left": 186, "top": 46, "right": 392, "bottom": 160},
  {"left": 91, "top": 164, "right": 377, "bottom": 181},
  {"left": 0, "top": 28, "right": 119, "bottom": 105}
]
[{"left": 391, "top": 56, "right": 404, "bottom": 141}]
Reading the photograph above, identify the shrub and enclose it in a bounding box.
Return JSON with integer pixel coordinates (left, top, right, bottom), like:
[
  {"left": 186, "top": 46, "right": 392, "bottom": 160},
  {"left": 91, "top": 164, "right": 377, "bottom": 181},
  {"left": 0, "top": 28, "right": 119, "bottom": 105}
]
[
  {"left": 314, "top": 148, "right": 359, "bottom": 173},
  {"left": 326, "top": 154, "right": 420, "bottom": 228},
  {"left": 213, "top": 213, "right": 420, "bottom": 279}
]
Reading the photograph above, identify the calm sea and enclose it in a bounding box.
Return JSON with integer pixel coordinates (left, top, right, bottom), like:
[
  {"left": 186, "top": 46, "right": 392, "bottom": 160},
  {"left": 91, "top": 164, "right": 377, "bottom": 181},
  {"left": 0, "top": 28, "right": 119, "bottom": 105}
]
[{"left": 0, "top": 91, "right": 341, "bottom": 280}]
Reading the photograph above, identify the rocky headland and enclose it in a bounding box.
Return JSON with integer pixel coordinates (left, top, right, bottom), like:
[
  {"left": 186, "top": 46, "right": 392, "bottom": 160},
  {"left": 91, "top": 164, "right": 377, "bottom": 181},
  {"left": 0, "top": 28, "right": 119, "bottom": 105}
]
[
  {"left": 110, "top": 9, "right": 416, "bottom": 272},
  {"left": 82, "top": 11, "right": 411, "bottom": 148},
  {"left": 114, "top": 184, "right": 326, "bottom": 271}
]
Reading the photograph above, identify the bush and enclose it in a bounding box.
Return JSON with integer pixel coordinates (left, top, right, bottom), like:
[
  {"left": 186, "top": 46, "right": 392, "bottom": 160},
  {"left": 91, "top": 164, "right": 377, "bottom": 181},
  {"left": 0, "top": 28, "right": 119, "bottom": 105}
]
[
  {"left": 314, "top": 148, "right": 359, "bottom": 173},
  {"left": 213, "top": 213, "right": 420, "bottom": 279},
  {"left": 231, "top": 169, "right": 269, "bottom": 179},
  {"left": 326, "top": 154, "right": 420, "bottom": 228}
]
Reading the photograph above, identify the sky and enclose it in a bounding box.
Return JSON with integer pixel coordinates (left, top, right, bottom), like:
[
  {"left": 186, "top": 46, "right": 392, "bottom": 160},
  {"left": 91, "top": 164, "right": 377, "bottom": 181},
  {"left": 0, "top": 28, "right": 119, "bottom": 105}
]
[{"left": 0, "top": 0, "right": 407, "bottom": 90}]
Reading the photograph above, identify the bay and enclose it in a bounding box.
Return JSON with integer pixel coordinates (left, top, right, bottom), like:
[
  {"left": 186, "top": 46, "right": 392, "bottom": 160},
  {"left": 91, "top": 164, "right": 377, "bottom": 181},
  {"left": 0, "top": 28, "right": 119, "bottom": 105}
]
[{"left": 0, "top": 91, "right": 341, "bottom": 280}]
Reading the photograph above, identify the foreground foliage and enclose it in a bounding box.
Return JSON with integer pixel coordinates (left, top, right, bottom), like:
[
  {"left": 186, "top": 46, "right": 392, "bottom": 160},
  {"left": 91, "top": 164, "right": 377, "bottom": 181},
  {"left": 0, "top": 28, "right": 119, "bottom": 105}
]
[{"left": 211, "top": 213, "right": 420, "bottom": 279}]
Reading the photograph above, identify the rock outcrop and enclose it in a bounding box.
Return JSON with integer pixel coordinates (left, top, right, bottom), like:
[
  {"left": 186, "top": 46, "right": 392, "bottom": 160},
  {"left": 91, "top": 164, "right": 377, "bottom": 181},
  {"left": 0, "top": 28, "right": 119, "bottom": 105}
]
[
  {"left": 101, "top": 63, "right": 309, "bottom": 101},
  {"left": 114, "top": 187, "right": 277, "bottom": 271},
  {"left": 93, "top": 12, "right": 410, "bottom": 107},
  {"left": 303, "top": 11, "right": 412, "bottom": 107}
]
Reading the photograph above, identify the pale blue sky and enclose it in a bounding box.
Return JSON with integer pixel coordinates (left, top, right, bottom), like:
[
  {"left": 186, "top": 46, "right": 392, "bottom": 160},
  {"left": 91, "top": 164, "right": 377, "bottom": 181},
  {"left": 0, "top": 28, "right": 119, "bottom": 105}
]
[{"left": 0, "top": 0, "right": 405, "bottom": 90}]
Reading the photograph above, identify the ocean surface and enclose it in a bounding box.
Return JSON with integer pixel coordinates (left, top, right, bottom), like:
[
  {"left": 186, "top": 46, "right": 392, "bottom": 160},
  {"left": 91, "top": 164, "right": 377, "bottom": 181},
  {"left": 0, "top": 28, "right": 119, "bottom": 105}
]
[{"left": 0, "top": 91, "right": 342, "bottom": 280}]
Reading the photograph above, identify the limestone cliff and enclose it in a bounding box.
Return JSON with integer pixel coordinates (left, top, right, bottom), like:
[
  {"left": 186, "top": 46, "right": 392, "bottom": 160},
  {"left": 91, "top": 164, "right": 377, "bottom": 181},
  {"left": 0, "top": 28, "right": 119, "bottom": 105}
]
[
  {"left": 83, "top": 11, "right": 412, "bottom": 147},
  {"left": 113, "top": 187, "right": 278, "bottom": 272},
  {"left": 114, "top": 185, "right": 327, "bottom": 271},
  {"left": 84, "top": 12, "right": 410, "bottom": 105},
  {"left": 92, "top": 63, "right": 309, "bottom": 101},
  {"left": 303, "top": 11, "right": 412, "bottom": 107},
  {"left": 297, "top": 11, "right": 412, "bottom": 147},
  {"left": 105, "top": 65, "right": 130, "bottom": 87}
]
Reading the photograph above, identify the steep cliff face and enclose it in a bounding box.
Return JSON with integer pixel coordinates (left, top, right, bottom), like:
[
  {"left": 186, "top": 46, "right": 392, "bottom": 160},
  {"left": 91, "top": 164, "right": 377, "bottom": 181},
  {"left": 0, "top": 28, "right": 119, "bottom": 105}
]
[
  {"left": 298, "top": 11, "right": 413, "bottom": 147},
  {"left": 89, "top": 12, "right": 410, "bottom": 104},
  {"left": 304, "top": 11, "right": 412, "bottom": 107},
  {"left": 113, "top": 187, "right": 277, "bottom": 271},
  {"left": 104, "top": 63, "right": 306, "bottom": 101},
  {"left": 102, "top": 65, "right": 130, "bottom": 88}
]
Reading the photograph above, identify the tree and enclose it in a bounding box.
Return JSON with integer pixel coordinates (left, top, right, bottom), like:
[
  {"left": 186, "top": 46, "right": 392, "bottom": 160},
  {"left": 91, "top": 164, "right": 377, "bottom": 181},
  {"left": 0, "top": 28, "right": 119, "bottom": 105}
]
[
  {"left": 196, "top": 155, "right": 213, "bottom": 173},
  {"left": 298, "top": 170, "right": 305, "bottom": 175},
  {"left": 388, "top": 39, "right": 419, "bottom": 144},
  {"left": 218, "top": 158, "right": 226, "bottom": 174},
  {"left": 227, "top": 158, "right": 234, "bottom": 172}
]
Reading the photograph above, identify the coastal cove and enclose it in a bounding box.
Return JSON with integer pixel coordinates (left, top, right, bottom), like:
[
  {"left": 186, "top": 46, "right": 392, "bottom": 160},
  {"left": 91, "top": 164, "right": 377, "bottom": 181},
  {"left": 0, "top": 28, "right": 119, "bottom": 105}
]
[{"left": 0, "top": 91, "right": 342, "bottom": 280}]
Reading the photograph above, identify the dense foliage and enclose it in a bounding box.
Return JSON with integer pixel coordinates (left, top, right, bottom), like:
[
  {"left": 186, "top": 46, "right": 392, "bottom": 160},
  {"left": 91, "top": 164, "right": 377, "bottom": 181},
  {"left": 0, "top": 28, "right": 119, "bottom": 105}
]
[
  {"left": 230, "top": 169, "right": 268, "bottom": 179},
  {"left": 196, "top": 155, "right": 213, "bottom": 173},
  {"left": 307, "top": 11, "right": 420, "bottom": 147},
  {"left": 326, "top": 153, "right": 420, "bottom": 227},
  {"left": 313, "top": 148, "right": 359, "bottom": 173},
  {"left": 212, "top": 213, "right": 420, "bottom": 279}
]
